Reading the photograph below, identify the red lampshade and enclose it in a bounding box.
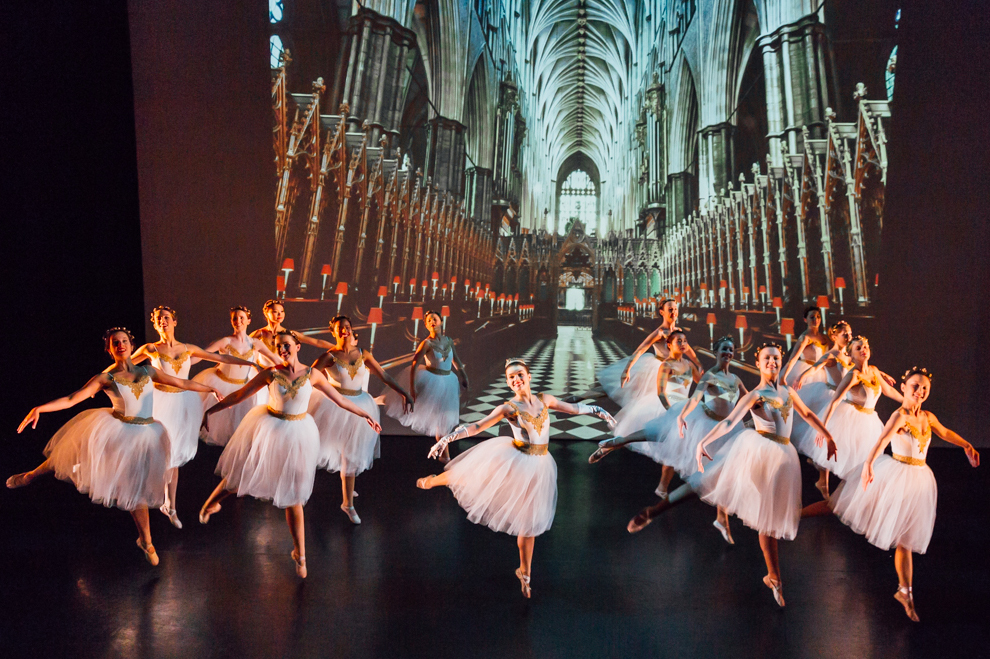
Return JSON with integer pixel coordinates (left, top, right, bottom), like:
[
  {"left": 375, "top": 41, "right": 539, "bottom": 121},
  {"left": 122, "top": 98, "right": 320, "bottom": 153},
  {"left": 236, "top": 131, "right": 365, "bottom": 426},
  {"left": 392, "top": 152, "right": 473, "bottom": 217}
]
[
  {"left": 734, "top": 315, "right": 748, "bottom": 329},
  {"left": 421, "top": 280, "right": 428, "bottom": 287},
  {"left": 835, "top": 277, "right": 846, "bottom": 289},
  {"left": 335, "top": 282, "right": 348, "bottom": 295},
  {"left": 320, "top": 264, "right": 332, "bottom": 276},
  {"left": 484, "top": 283, "right": 490, "bottom": 290},
  {"left": 276, "top": 275, "right": 286, "bottom": 292},
  {"left": 634, "top": 297, "right": 640, "bottom": 304},
  {"left": 781, "top": 318, "right": 795, "bottom": 335},
  {"left": 409, "top": 278, "right": 417, "bottom": 286},
  {"left": 394, "top": 276, "right": 401, "bottom": 284},
  {"left": 743, "top": 286, "right": 750, "bottom": 294},
  {"left": 451, "top": 276, "right": 457, "bottom": 284},
  {"left": 432, "top": 271, "right": 439, "bottom": 280},
  {"left": 706, "top": 313, "right": 717, "bottom": 324},
  {"left": 758, "top": 285, "right": 766, "bottom": 294},
  {"left": 411, "top": 307, "right": 424, "bottom": 320},
  {"left": 464, "top": 278, "right": 470, "bottom": 285},
  {"left": 498, "top": 294, "right": 506, "bottom": 300},
  {"left": 281, "top": 258, "right": 294, "bottom": 271},
  {"left": 685, "top": 286, "right": 691, "bottom": 292},
  {"left": 489, "top": 292, "right": 496, "bottom": 299},
  {"left": 441, "top": 284, "right": 448, "bottom": 290},
  {"left": 816, "top": 295, "right": 830, "bottom": 309},
  {"left": 719, "top": 280, "right": 728, "bottom": 288},
  {"left": 366, "top": 307, "right": 383, "bottom": 324},
  {"left": 377, "top": 286, "right": 388, "bottom": 296},
  {"left": 514, "top": 294, "right": 519, "bottom": 301},
  {"left": 700, "top": 283, "right": 708, "bottom": 290},
  {"left": 440, "top": 305, "right": 450, "bottom": 317},
  {"left": 772, "top": 297, "right": 783, "bottom": 308},
  {"left": 476, "top": 281, "right": 481, "bottom": 288}
]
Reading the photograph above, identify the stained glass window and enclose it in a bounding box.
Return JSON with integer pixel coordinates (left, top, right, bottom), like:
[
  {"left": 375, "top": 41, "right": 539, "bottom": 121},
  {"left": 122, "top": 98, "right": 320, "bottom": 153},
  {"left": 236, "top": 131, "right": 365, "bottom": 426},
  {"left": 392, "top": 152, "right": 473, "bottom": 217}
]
[
  {"left": 558, "top": 170, "right": 597, "bottom": 235},
  {"left": 270, "top": 0, "right": 284, "bottom": 23},
  {"left": 270, "top": 35, "right": 285, "bottom": 68}
]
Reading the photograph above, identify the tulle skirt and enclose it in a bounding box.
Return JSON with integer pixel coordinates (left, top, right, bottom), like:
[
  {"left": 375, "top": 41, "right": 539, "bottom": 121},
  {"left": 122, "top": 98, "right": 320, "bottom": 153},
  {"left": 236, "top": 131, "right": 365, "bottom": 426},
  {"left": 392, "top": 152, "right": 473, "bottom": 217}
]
[
  {"left": 309, "top": 389, "right": 381, "bottom": 476},
  {"left": 153, "top": 388, "right": 204, "bottom": 468},
  {"left": 444, "top": 437, "right": 557, "bottom": 537},
  {"left": 805, "top": 402, "right": 883, "bottom": 479},
  {"left": 693, "top": 429, "right": 802, "bottom": 540},
  {"left": 787, "top": 359, "right": 829, "bottom": 387},
  {"left": 612, "top": 393, "right": 665, "bottom": 438},
  {"left": 43, "top": 408, "right": 170, "bottom": 511},
  {"left": 597, "top": 354, "right": 663, "bottom": 408},
  {"left": 791, "top": 382, "right": 836, "bottom": 457},
  {"left": 830, "top": 455, "right": 937, "bottom": 554},
  {"left": 216, "top": 406, "right": 320, "bottom": 508},
  {"left": 384, "top": 366, "right": 460, "bottom": 438},
  {"left": 647, "top": 401, "right": 736, "bottom": 478},
  {"left": 194, "top": 369, "right": 259, "bottom": 447}
]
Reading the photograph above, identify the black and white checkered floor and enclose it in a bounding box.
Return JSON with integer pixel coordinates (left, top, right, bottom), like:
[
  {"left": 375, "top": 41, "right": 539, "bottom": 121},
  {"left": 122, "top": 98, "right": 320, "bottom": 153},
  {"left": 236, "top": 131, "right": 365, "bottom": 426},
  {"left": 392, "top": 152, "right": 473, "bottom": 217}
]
[{"left": 460, "top": 325, "right": 628, "bottom": 440}]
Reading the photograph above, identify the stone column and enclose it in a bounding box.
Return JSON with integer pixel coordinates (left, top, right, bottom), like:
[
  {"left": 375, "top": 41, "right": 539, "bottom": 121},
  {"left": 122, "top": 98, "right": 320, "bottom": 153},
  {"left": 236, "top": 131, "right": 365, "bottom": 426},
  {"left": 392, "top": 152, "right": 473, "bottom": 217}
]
[{"left": 425, "top": 117, "right": 467, "bottom": 196}]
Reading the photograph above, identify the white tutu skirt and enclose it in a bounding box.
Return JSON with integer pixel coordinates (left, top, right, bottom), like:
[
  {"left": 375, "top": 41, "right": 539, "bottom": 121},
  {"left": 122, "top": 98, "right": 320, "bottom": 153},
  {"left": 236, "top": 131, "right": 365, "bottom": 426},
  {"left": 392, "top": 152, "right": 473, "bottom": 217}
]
[
  {"left": 309, "top": 389, "right": 380, "bottom": 476},
  {"left": 693, "top": 429, "right": 802, "bottom": 540},
  {"left": 646, "top": 402, "right": 736, "bottom": 478},
  {"left": 787, "top": 359, "right": 829, "bottom": 387},
  {"left": 621, "top": 398, "right": 672, "bottom": 463},
  {"left": 612, "top": 393, "right": 664, "bottom": 437},
  {"left": 830, "top": 455, "right": 937, "bottom": 553},
  {"left": 216, "top": 406, "right": 320, "bottom": 508},
  {"left": 805, "top": 402, "right": 883, "bottom": 479},
  {"left": 153, "top": 388, "right": 204, "bottom": 468},
  {"left": 43, "top": 409, "right": 170, "bottom": 511},
  {"left": 597, "top": 355, "right": 662, "bottom": 408},
  {"left": 384, "top": 366, "right": 460, "bottom": 437},
  {"left": 790, "top": 382, "right": 835, "bottom": 457},
  {"left": 194, "top": 369, "right": 258, "bottom": 447},
  {"left": 443, "top": 437, "right": 557, "bottom": 537}
]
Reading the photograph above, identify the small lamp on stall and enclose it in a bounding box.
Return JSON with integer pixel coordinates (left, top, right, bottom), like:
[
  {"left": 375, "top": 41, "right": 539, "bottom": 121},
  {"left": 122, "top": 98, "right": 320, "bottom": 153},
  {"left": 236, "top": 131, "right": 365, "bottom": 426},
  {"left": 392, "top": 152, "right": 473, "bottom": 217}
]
[
  {"left": 685, "top": 286, "right": 692, "bottom": 307},
  {"left": 476, "top": 289, "right": 484, "bottom": 318},
  {"left": 758, "top": 285, "right": 767, "bottom": 308},
  {"left": 335, "top": 281, "right": 348, "bottom": 314},
  {"left": 393, "top": 275, "right": 401, "bottom": 298},
  {"left": 441, "top": 283, "right": 448, "bottom": 299},
  {"left": 743, "top": 286, "right": 750, "bottom": 308},
  {"left": 489, "top": 291, "right": 496, "bottom": 315},
  {"left": 514, "top": 293, "right": 519, "bottom": 312},
  {"left": 431, "top": 271, "right": 439, "bottom": 298},
  {"left": 816, "top": 294, "right": 830, "bottom": 327},
  {"left": 780, "top": 318, "right": 795, "bottom": 351},
  {"left": 464, "top": 278, "right": 471, "bottom": 299},
  {"left": 707, "top": 312, "right": 717, "bottom": 346},
  {"left": 700, "top": 282, "right": 708, "bottom": 307},
  {"left": 735, "top": 314, "right": 748, "bottom": 359},
  {"left": 377, "top": 285, "right": 387, "bottom": 308},
  {"left": 498, "top": 293, "right": 506, "bottom": 314},
  {"left": 409, "top": 277, "right": 417, "bottom": 299},
  {"left": 451, "top": 276, "right": 457, "bottom": 299},
  {"left": 281, "top": 258, "right": 295, "bottom": 292},
  {"left": 772, "top": 296, "right": 783, "bottom": 325},
  {"left": 719, "top": 280, "right": 728, "bottom": 307},
  {"left": 276, "top": 275, "right": 286, "bottom": 300},
  {"left": 440, "top": 305, "right": 450, "bottom": 332},
  {"left": 411, "top": 306, "right": 424, "bottom": 345},
  {"left": 320, "top": 264, "right": 332, "bottom": 300},
  {"left": 421, "top": 280, "right": 428, "bottom": 298},
  {"left": 834, "top": 277, "right": 846, "bottom": 315},
  {"left": 367, "top": 307, "right": 383, "bottom": 349}
]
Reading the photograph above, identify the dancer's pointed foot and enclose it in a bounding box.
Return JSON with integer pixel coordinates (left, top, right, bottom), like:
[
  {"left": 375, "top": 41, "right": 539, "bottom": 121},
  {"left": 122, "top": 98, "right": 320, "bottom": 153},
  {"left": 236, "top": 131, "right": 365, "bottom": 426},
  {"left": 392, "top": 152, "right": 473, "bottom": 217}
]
[
  {"left": 160, "top": 504, "right": 183, "bottom": 529},
  {"left": 416, "top": 475, "right": 437, "bottom": 490},
  {"left": 588, "top": 439, "right": 618, "bottom": 464},
  {"left": 654, "top": 484, "right": 669, "bottom": 499},
  {"left": 815, "top": 480, "right": 830, "bottom": 501},
  {"left": 341, "top": 504, "right": 361, "bottom": 524},
  {"left": 198, "top": 502, "right": 221, "bottom": 525},
  {"left": 514, "top": 567, "right": 531, "bottom": 598},
  {"left": 627, "top": 509, "right": 654, "bottom": 534},
  {"left": 713, "top": 519, "right": 734, "bottom": 545},
  {"left": 763, "top": 575, "right": 785, "bottom": 607},
  {"left": 6, "top": 472, "right": 34, "bottom": 489},
  {"left": 895, "top": 586, "right": 919, "bottom": 622},
  {"left": 136, "top": 538, "right": 159, "bottom": 566},
  {"left": 291, "top": 549, "right": 307, "bottom": 579}
]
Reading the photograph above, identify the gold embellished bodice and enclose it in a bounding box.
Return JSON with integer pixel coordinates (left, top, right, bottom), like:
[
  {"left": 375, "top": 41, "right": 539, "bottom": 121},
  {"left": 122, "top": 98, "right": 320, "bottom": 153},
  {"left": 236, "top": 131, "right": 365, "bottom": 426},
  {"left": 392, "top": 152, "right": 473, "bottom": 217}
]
[
  {"left": 800, "top": 336, "right": 826, "bottom": 364},
  {"left": 891, "top": 411, "right": 932, "bottom": 464},
  {"left": 151, "top": 347, "right": 192, "bottom": 378},
  {"left": 268, "top": 368, "right": 313, "bottom": 416},
  {"left": 844, "top": 368, "right": 881, "bottom": 411},
  {"left": 107, "top": 366, "right": 155, "bottom": 419},
  {"left": 423, "top": 338, "right": 453, "bottom": 370},
  {"left": 505, "top": 393, "right": 551, "bottom": 446},
  {"left": 752, "top": 389, "right": 794, "bottom": 439},
  {"left": 663, "top": 362, "right": 693, "bottom": 404},
  {"left": 217, "top": 342, "right": 255, "bottom": 380},
  {"left": 329, "top": 352, "right": 369, "bottom": 392},
  {"left": 703, "top": 373, "right": 741, "bottom": 408}
]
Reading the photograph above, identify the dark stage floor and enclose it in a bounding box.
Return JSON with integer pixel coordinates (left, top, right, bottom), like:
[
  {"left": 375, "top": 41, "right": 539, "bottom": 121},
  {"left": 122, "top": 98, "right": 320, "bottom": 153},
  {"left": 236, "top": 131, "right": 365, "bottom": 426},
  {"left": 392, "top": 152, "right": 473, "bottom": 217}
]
[{"left": 2, "top": 439, "right": 988, "bottom": 659}]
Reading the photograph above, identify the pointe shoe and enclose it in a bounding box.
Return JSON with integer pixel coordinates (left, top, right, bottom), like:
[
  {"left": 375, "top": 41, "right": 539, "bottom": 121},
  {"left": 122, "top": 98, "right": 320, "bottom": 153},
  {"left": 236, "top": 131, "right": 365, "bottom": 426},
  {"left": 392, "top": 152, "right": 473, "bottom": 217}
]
[
  {"left": 198, "top": 502, "right": 221, "bottom": 525},
  {"left": 514, "top": 567, "right": 531, "bottom": 598},
  {"left": 341, "top": 504, "right": 361, "bottom": 524},
  {"left": 160, "top": 504, "right": 183, "bottom": 529},
  {"left": 627, "top": 510, "right": 654, "bottom": 534},
  {"left": 588, "top": 439, "right": 618, "bottom": 464},
  {"left": 763, "top": 575, "right": 785, "bottom": 607},
  {"left": 815, "top": 481, "right": 830, "bottom": 501},
  {"left": 291, "top": 549, "right": 307, "bottom": 579},
  {"left": 6, "top": 472, "right": 33, "bottom": 489},
  {"left": 654, "top": 484, "right": 669, "bottom": 500},
  {"left": 713, "top": 519, "right": 734, "bottom": 545},
  {"left": 894, "top": 586, "right": 919, "bottom": 622},
  {"left": 136, "top": 538, "right": 159, "bottom": 566},
  {"left": 416, "top": 475, "right": 437, "bottom": 490}
]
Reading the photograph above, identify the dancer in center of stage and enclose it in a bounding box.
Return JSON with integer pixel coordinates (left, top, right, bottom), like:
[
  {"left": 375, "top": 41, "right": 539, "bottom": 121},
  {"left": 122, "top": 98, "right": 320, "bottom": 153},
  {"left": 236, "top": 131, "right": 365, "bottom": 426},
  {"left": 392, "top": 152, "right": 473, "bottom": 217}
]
[
  {"left": 416, "top": 358, "right": 616, "bottom": 598},
  {"left": 294, "top": 315, "right": 413, "bottom": 524},
  {"left": 628, "top": 343, "right": 836, "bottom": 607},
  {"left": 250, "top": 299, "right": 288, "bottom": 367},
  {"left": 199, "top": 331, "right": 381, "bottom": 579},
  {"left": 384, "top": 310, "right": 467, "bottom": 461},
  {"left": 781, "top": 306, "right": 829, "bottom": 387},
  {"left": 7, "top": 328, "right": 221, "bottom": 566}
]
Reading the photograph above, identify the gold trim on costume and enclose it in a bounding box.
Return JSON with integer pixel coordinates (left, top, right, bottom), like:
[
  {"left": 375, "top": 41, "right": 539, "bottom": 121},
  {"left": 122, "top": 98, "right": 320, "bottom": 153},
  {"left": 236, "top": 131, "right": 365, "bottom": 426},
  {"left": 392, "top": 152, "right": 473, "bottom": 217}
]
[
  {"left": 267, "top": 406, "right": 306, "bottom": 421},
  {"left": 892, "top": 453, "right": 926, "bottom": 467},
  {"left": 333, "top": 386, "right": 363, "bottom": 397},
  {"left": 512, "top": 439, "right": 550, "bottom": 455},
  {"left": 507, "top": 393, "right": 549, "bottom": 435},
  {"left": 154, "top": 383, "right": 183, "bottom": 394},
  {"left": 270, "top": 368, "right": 311, "bottom": 399},
  {"left": 700, "top": 401, "right": 727, "bottom": 421},
  {"left": 842, "top": 399, "right": 876, "bottom": 414},
  {"left": 759, "top": 393, "right": 793, "bottom": 422},
  {"left": 801, "top": 358, "right": 816, "bottom": 365},
  {"left": 155, "top": 349, "right": 191, "bottom": 372},
  {"left": 110, "top": 371, "right": 150, "bottom": 400},
  {"left": 111, "top": 410, "right": 154, "bottom": 425},
  {"left": 215, "top": 369, "right": 249, "bottom": 385},
  {"left": 225, "top": 345, "right": 254, "bottom": 360},
  {"left": 427, "top": 366, "right": 452, "bottom": 376},
  {"left": 332, "top": 353, "right": 365, "bottom": 380},
  {"left": 758, "top": 430, "right": 791, "bottom": 445}
]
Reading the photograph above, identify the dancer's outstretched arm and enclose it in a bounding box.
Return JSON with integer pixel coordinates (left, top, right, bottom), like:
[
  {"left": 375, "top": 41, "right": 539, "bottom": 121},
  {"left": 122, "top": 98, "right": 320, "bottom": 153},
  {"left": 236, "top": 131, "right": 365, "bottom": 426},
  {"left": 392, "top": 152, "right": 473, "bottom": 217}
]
[
  {"left": 148, "top": 366, "right": 220, "bottom": 397},
  {"left": 781, "top": 334, "right": 812, "bottom": 386},
  {"left": 875, "top": 366, "right": 905, "bottom": 404},
  {"left": 17, "top": 375, "right": 107, "bottom": 432},
  {"left": 793, "top": 351, "right": 836, "bottom": 389},
  {"left": 789, "top": 386, "right": 836, "bottom": 458},
  {"left": 289, "top": 330, "right": 336, "bottom": 351},
  {"left": 186, "top": 343, "right": 256, "bottom": 368},
  {"left": 621, "top": 328, "right": 664, "bottom": 386},
  {"left": 201, "top": 370, "right": 272, "bottom": 431},
  {"left": 927, "top": 412, "right": 980, "bottom": 467},
  {"left": 818, "top": 370, "right": 858, "bottom": 427},
  {"left": 428, "top": 404, "right": 512, "bottom": 459},
  {"left": 860, "top": 412, "right": 905, "bottom": 490},
  {"left": 450, "top": 341, "right": 470, "bottom": 391},
  {"left": 408, "top": 339, "right": 429, "bottom": 400},
  {"left": 364, "top": 349, "right": 414, "bottom": 413},
  {"left": 543, "top": 394, "right": 616, "bottom": 428},
  {"left": 310, "top": 369, "right": 382, "bottom": 432}
]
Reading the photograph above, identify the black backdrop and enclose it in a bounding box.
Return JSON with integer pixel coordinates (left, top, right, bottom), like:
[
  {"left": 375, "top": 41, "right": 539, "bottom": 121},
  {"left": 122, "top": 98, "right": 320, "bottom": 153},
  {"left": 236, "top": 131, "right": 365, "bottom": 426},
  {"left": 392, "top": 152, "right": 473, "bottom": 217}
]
[{"left": 2, "top": 0, "right": 989, "bottom": 454}]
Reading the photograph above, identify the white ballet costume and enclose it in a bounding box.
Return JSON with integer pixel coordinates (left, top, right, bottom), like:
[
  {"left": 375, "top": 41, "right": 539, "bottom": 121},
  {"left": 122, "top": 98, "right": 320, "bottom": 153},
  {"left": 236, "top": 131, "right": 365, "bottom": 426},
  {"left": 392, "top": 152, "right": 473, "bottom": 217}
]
[
  {"left": 385, "top": 339, "right": 459, "bottom": 437},
  {"left": 443, "top": 394, "right": 557, "bottom": 537},
  {"left": 692, "top": 391, "right": 803, "bottom": 540},
  {"left": 647, "top": 375, "right": 742, "bottom": 478},
  {"left": 830, "top": 416, "right": 937, "bottom": 553},
  {"left": 621, "top": 369, "right": 692, "bottom": 463},
  {"left": 150, "top": 348, "right": 204, "bottom": 468},
  {"left": 216, "top": 368, "right": 320, "bottom": 508},
  {"left": 195, "top": 343, "right": 259, "bottom": 446},
  {"left": 787, "top": 338, "right": 828, "bottom": 386},
  {"left": 791, "top": 362, "right": 847, "bottom": 458},
  {"left": 805, "top": 373, "right": 884, "bottom": 480},
  {"left": 43, "top": 366, "right": 171, "bottom": 511},
  {"left": 596, "top": 343, "right": 666, "bottom": 408},
  {"left": 309, "top": 352, "right": 381, "bottom": 476}
]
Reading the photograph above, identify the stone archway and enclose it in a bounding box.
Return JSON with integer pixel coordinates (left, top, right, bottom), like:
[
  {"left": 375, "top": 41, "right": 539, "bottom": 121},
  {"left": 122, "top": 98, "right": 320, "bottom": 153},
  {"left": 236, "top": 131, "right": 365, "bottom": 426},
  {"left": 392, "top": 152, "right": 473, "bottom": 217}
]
[{"left": 551, "top": 220, "right": 600, "bottom": 328}]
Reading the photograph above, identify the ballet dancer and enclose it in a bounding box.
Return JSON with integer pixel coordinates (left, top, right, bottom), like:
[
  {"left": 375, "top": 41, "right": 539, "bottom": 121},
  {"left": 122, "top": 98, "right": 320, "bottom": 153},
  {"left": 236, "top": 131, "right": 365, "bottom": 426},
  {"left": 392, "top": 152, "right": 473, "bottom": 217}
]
[
  {"left": 128, "top": 305, "right": 256, "bottom": 528},
  {"left": 7, "top": 328, "right": 221, "bottom": 565},
  {"left": 198, "top": 331, "right": 381, "bottom": 578},
  {"left": 804, "top": 336, "right": 902, "bottom": 487},
  {"left": 196, "top": 306, "right": 282, "bottom": 446},
  {"left": 824, "top": 368, "right": 979, "bottom": 621},
  {"left": 628, "top": 343, "right": 836, "bottom": 607},
  {"left": 250, "top": 299, "right": 287, "bottom": 367},
  {"left": 781, "top": 306, "right": 829, "bottom": 387},
  {"left": 384, "top": 310, "right": 468, "bottom": 461},
  {"left": 302, "top": 315, "right": 413, "bottom": 524},
  {"left": 416, "top": 358, "right": 615, "bottom": 597}
]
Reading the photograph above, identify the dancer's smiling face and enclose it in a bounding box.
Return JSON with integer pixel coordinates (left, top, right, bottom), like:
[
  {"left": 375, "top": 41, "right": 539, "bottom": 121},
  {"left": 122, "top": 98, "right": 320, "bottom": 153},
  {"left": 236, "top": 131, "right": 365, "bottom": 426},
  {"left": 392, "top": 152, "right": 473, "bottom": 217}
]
[
  {"left": 901, "top": 374, "right": 931, "bottom": 405},
  {"left": 757, "top": 346, "right": 782, "bottom": 376},
  {"left": 332, "top": 318, "right": 354, "bottom": 344},
  {"left": 714, "top": 338, "right": 735, "bottom": 364},
  {"left": 661, "top": 301, "right": 679, "bottom": 324},
  {"left": 106, "top": 331, "right": 133, "bottom": 359},
  {"left": 230, "top": 309, "right": 251, "bottom": 333},
  {"left": 265, "top": 303, "right": 285, "bottom": 326},
  {"left": 275, "top": 334, "right": 300, "bottom": 361},
  {"left": 505, "top": 364, "right": 530, "bottom": 392},
  {"left": 153, "top": 308, "right": 176, "bottom": 335}
]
